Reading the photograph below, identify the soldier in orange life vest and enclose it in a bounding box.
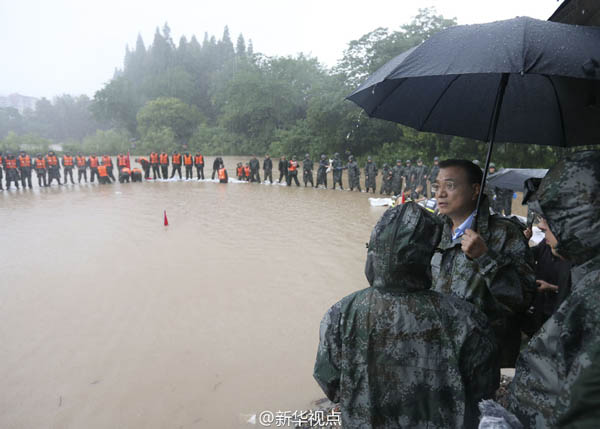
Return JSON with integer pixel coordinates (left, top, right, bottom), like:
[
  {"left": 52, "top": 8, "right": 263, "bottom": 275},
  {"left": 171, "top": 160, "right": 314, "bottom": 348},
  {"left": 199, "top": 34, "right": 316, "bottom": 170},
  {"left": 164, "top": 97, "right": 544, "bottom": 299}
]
[
  {"left": 18, "top": 150, "right": 33, "bottom": 189},
  {"left": 243, "top": 163, "right": 251, "bottom": 181},
  {"left": 236, "top": 162, "right": 244, "bottom": 180},
  {"left": 218, "top": 162, "right": 228, "bottom": 183},
  {"left": 170, "top": 151, "right": 182, "bottom": 179},
  {"left": 46, "top": 150, "right": 62, "bottom": 186},
  {"left": 101, "top": 155, "right": 115, "bottom": 181},
  {"left": 194, "top": 153, "right": 205, "bottom": 180},
  {"left": 34, "top": 154, "right": 47, "bottom": 187},
  {"left": 159, "top": 152, "right": 169, "bottom": 179},
  {"left": 183, "top": 152, "right": 193, "bottom": 180},
  {"left": 150, "top": 152, "right": 160, "bottom": 179},
  {"left": 287, "top": 155, "right": 300, "bottom": 187},
  {"left": 97, "top": 164, "right": 111, "bottom": 184},
  {"left": 135, "top": 156, "right": 150, "bottom": 179},
  {"left": 0, "top": 151, "right": 4, "bottom": 190},
  {"left": 119, "top": 167, "right": 131, "bottom": 183},
  {"left": 62, "top": 152, "right": 75, "bottom": 184},
  {"left": 75, "top": 152, "right": 88, "bottom": 183},
  {"left": 4, "top": 152, "right": 20, "bottom": 189},
  {"left": 131, "top": 168, "right": 143, "bottom": 182},
  {"left": 117, "top": 153, "right": 128, "bottom": 173},
  {"left": 88, "top": 154, "right": 100, "bottom": 183}
]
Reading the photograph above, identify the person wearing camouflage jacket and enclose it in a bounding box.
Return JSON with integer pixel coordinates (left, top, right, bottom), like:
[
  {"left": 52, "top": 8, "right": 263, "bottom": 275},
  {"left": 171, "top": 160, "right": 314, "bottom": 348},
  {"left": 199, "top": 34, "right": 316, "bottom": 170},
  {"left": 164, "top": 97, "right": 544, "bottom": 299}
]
[
  {"left": 364, "top": 156, "right": 378, "bottom": 193},
  {"left": 391, "top": 160, "right": 404, "bottom": 195},
  {"left": 314, "top": 202, "right": 499, "bottom": 429},
  {"left": 347, "top": 155, "right": 361, "bottom": 191},
  {"left": 431, "top": 160, "right": 536, "bottom": 368},
  {"left": 508, "top": 151, "right": 600, "bottom": 428},
  {"left": 380, "top": 163, "right": 393, "bottom": 195}
]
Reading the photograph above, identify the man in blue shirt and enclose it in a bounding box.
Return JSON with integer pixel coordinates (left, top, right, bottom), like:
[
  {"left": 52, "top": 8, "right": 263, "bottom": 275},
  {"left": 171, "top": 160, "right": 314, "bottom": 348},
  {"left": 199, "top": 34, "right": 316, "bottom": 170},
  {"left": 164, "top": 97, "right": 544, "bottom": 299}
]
[{"left": 431, "top": 159, "right": 535, "bottom": 368}]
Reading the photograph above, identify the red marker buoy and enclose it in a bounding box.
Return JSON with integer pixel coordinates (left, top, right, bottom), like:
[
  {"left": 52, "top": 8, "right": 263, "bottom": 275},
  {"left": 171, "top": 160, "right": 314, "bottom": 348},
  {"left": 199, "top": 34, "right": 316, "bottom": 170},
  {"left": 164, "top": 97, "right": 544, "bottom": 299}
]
[
  {"left": 164, "top": 210, "right": 169, "bottom": 226},
  {"left": 401, "top": 192, "right": 406, "bottom": 204}
]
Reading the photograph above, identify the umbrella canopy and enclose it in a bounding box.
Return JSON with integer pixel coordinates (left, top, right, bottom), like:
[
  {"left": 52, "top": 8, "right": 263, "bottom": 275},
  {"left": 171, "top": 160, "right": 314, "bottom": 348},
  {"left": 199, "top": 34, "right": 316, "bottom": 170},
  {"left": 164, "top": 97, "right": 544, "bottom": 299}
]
[
  {"left": 487, "top": 168, "right": 548, "bottom": 192},
  {"left": 348, "top": 16, "right": 600, "bottom": 147}
]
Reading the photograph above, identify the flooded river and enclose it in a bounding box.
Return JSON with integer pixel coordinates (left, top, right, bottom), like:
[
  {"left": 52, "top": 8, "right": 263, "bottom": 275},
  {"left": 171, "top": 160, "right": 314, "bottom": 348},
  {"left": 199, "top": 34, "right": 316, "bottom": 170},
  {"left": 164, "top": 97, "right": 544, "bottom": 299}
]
[{"left": 0, "top": 156, "right": 387, "bottom": 428}]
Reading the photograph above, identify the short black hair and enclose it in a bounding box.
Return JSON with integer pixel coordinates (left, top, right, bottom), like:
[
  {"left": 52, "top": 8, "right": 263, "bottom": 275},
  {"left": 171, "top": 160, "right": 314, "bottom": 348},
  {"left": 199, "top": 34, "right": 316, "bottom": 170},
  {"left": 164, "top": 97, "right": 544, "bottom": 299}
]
[{"left": 438, "top": 159, "right": 483, "bottom": 185}]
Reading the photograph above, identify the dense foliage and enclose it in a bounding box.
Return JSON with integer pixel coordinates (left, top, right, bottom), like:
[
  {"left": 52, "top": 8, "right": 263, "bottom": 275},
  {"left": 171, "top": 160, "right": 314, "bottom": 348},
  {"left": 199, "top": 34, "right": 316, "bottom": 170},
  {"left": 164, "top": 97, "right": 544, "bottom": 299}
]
[{"left": 1, "top": 9, "right": 580, "bottom": 168}]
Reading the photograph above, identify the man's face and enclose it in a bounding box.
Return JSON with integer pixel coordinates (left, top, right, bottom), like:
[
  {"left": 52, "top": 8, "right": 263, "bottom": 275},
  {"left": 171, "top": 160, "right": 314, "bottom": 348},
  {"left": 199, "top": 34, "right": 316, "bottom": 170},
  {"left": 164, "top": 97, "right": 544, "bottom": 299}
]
[
  {"left": 489, "top": 167, "right": 496, "bottom": 174},
  {"left": 538, "top": 217, "right": 560, "bottom": 255},
  {"left": 435, "top": 166, "right": 479, "bottom": 217}
]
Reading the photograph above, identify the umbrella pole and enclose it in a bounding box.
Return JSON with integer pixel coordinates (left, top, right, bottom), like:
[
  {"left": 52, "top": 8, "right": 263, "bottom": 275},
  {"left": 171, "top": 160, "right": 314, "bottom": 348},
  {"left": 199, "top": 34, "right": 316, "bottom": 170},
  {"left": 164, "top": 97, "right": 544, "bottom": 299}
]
[{"left": 474, "top": 73, "right": 509, "bottom": 230}]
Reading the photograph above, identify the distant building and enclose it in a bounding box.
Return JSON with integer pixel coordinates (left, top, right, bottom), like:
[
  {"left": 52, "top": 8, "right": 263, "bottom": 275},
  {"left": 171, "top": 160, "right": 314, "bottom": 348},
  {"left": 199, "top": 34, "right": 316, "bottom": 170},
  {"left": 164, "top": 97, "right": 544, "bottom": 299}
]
[{"left": 0, "top": 93, "right": 38, "bottom": 113}]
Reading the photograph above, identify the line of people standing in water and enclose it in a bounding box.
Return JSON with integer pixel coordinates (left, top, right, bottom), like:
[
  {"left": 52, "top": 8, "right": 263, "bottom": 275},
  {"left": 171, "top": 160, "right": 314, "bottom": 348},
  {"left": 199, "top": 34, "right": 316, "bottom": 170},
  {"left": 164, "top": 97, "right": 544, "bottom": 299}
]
[
  {"left": 0, "top": 150, "right": 147, "bottom": 190},
  {"left": 2, "top": 149, "right": 512, "bottom": 211},
  {"left": 232, "top": 153, "right": 442, "bottom": 199}
]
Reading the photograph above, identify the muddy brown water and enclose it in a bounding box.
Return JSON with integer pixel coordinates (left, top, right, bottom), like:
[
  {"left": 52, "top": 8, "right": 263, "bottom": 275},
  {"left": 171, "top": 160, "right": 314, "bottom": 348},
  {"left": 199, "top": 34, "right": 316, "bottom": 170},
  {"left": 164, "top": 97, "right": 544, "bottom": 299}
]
[
  {"left": 0, "top": 156, "right": 526, "bottom": 428},
  {"left": 0, "top": 156, "right": 386, "bottom": 428}
]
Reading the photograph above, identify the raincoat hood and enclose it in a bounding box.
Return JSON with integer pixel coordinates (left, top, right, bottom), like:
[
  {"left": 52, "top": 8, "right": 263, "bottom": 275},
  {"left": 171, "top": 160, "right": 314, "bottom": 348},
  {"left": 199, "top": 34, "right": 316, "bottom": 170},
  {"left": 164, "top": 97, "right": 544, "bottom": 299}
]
[
  {"left": 529, "top": 151, "right": 600, "bottom": 266},
  {"left": 365, "top": 202, "right": 443, "bottom": 291}
]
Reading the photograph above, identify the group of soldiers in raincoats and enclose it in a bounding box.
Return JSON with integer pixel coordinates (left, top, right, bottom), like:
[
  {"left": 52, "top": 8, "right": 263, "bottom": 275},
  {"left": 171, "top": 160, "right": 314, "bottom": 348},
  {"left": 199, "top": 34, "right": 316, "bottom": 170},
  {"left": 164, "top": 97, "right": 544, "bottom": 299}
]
[
  {"left": 265, "top": 152, "right": 440, "bottom": 195},
  {"left": 313, "top": 151, "right": 600, "bottom": 428},
  {"left": 381, "top": 157, "right": 438, "bottom": 198}
]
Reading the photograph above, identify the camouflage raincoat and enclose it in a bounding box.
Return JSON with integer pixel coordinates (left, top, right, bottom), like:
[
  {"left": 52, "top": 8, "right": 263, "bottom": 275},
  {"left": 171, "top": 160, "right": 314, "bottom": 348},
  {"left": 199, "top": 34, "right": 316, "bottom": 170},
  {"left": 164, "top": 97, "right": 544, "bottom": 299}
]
[
  {"left": 365, "top": 160, "right": 378, "bottom": 190},
  {"left": 314, "top": 203, "right": 499, "bottom": 428},
  {"left": 508, "top": 151, "right": 600, "bottom": 428},
  {"left": 431, "top": 197, "right": 536, "bottom": 368},
  {"left": 347, "top": 159, "right": 361, "bottom": 189}
]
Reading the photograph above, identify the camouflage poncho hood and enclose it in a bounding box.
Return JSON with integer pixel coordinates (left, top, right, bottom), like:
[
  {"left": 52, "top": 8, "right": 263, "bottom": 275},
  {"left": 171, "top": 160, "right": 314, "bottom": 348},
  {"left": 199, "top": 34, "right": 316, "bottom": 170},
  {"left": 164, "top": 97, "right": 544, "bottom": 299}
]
[
  {"left": 314, "top": 202, "right": 499, "bottom": 428},
  {"left": 365, "top": 202, "right": 443, "bottom": 291},
  {"left": 528, "top": 150, "right": 600, "bottom": 266}
]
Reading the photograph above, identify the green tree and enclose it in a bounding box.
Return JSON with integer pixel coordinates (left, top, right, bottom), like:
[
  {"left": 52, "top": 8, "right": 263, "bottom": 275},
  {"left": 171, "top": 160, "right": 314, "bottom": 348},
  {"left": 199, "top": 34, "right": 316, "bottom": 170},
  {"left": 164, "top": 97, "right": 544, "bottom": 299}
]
[
  {"left": 335, "top": 7, "right": 457, "bottom": 86},
  {"left": 137, "top": 97, "right": 202, "bottom": 146}
]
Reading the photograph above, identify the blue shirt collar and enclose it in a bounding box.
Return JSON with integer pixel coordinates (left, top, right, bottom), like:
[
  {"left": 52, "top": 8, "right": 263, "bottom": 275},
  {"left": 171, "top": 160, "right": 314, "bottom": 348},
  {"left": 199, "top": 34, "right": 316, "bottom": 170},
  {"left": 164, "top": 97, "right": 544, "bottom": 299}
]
[{"left": 452, "top": 211, "right": 476, "bottom": 241}]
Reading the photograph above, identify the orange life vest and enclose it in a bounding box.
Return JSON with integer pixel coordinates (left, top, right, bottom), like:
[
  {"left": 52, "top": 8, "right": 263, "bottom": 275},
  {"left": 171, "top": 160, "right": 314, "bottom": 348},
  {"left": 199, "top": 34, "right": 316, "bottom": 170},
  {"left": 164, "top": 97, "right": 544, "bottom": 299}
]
[
  {"left": 89, "top": 157, "right": 99, "bottom": 168},
  {"left": 288, "top": 161, "right": 298, "bottom": 172},
  {"left": 237, "top": 166, "right": 243, "bottom": 176},
  {"left": 172, "top": 153, "right": 182, "bottom": 164},
  {"left": 218, "top": 167, "right": 227, "bottom": 180},
  {"left": 160, "top": 153, "right": 169, "bottom": 165},
  {"left": 0, "top": 155, "right": 3, "bottom": 164},
  {"left": 150, "top": 153, "right": 159, "bottom": 164},
  {"left": 102, "top": 155, "right": 112, "bottom": 166},
  {"left": 244, "top": 166, "right": 251, "bottom": 176},
  {"left": 46, "top": 155, "right": 58, "bottom": 167},
  {"left": 121, "top": 167, "right": 131, "bottom": 175},
  {"left": 5, "top": 158, "right": 17, "bottom": 169},
  {"left": 63, "top": 156, "right": 73, "bottom": 167},
  {"left": 183, "top": 154, "right": 192, "bottom": 165},
  {"left": 35, "top": 158, "right": 46, "bottom": 169},
  {"left": 139, "top": 157, "right": 148, "bottom": 164},
  {"left": 18, "top": 155, "right": 31, "bottom": 167},
  {"left": 117, "top": 155, "right": 128, "bottom": 167},
  {"left": 132, "top": 168, "right": 142, "bottom": 174},
  {"left": 194, "top": 154, "right": 204, "bottom": 165},
  {"left": 76, "top": 156, "right": 86, "bottom": 167},
  {"left": 98, "top": 165, "right": 108, "bottom": 177}
]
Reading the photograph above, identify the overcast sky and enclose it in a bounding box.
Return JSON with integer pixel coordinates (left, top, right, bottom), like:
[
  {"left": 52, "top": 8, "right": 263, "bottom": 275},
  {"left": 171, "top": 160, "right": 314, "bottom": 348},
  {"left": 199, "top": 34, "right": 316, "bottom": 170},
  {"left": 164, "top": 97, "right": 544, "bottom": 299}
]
[{"left": 0, "top": 0, "right": 561, "bottom": 99}]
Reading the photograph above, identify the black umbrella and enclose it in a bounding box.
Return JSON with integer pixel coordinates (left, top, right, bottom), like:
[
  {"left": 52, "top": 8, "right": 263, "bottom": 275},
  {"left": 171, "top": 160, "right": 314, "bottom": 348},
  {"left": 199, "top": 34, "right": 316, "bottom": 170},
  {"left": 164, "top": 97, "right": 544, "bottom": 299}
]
[
  {"left": 347, "top": 16, "right": 600, "bottom": 223},
  {"left": 487, "top": 168, "right": 548, "bottom": 192}
]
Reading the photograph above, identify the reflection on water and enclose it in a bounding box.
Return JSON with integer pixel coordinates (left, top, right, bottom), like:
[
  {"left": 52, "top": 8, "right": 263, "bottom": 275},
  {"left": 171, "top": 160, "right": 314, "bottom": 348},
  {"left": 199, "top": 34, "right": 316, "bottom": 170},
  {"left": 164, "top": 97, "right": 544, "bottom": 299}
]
[{"left": 0, "top": 156, "right": 386, "bottom": 428}]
